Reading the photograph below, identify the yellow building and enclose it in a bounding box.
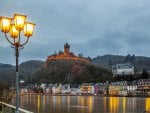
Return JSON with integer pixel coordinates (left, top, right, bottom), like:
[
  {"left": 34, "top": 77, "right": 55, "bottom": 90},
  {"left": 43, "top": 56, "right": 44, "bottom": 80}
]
[
  {"left": 80, "top": 84, "right": 94, "bottom": 94},
  {"left": 109, "top": 81, "right": 127, "bottom": 96}
]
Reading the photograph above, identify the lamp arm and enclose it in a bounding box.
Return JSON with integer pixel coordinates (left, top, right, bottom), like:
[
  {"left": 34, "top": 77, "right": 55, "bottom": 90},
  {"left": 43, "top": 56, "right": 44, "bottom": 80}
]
[
  {"left": 4, "top": 33, "right": 15, "bottom": 46},
  {"left": 20, "top": 37, "right": 29, "bottom": 46}
]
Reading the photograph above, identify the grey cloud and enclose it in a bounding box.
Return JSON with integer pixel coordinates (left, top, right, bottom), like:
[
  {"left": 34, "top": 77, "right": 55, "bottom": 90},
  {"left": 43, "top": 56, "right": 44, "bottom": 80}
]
[{"left": 1, "top": 0, "right": 150, "bottom": 64}]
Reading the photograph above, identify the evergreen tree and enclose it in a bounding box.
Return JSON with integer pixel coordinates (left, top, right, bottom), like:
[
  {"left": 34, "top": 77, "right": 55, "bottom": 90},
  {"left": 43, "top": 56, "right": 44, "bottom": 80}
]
[
  {"left": 125, "top": 54, "right": 131, "bottom": 62},
  {"left": 131, "top": 54, "right": 136, "bottom": 62},
  {"left": 142, "top": 69, "right": 149, "bottom": 79}
]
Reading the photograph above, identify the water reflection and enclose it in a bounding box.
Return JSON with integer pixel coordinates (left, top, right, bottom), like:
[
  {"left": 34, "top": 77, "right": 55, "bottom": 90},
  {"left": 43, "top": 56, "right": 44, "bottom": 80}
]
[
  {"left": 37, "top": 95, "right": 40, "bottom": 113},
  {"left": 146, "top": 98, "right": 150, "bottom": 111},
  {"left": 17, "top": 95, "right": 149, "bottom": 113},
  {"left": 67, "top": 96, "right": 70, "bottom": 106},
  {"left": 123, "top": 97, "right": 126, "bottom": 113},
  {"left": 88, "top": 96, "right": 93, "bottom": 113},
  {"left": 103, "top": 96, "right": 107, "bottom": 112},
  {"left": 109, "top": 97, "right": 119, "bottom": 113}
]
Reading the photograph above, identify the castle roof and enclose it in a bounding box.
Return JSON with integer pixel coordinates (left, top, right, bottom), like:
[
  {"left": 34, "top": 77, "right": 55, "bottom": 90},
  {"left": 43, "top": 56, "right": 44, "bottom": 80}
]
[{"left": 64, "top": 42, "right": 70, "bottom": 48}]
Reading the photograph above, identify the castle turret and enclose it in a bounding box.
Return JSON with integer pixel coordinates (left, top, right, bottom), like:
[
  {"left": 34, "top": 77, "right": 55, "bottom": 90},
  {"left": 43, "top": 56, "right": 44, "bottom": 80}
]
[{"left": 64, "top": 42, "right": 70, "bottom": 55}]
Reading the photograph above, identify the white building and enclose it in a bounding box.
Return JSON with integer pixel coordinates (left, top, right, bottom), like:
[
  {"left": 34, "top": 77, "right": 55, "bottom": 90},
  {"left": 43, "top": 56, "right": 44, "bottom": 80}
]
[
  {"left": 52, "top": 84, "right": 62, "bottom": 94},
  {"left": 61, "top": 84, "right": 71, "bottom": 94},
  {"left": 112, "top": 63, "right": 134, "bottom": 77},
  {"left": 127, "top": 81, "right": 137, "bottom": 96},
  {"left": 70, "top": 88, "right": 80, "bottom": 95},
  {"left": 127, "top": 86, "right": 137, "bottom": 92}
]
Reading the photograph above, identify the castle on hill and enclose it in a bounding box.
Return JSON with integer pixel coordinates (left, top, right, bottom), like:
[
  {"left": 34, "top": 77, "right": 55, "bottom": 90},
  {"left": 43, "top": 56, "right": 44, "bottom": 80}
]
[{"left": 46, "top": 43, "right": 91, "bottom": 63}]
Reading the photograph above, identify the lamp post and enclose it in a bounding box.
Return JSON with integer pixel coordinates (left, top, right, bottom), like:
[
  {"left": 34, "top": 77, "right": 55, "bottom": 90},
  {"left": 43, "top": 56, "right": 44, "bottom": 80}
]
[{"left": 0, "top": 14, "right": 35, "bottom": 113}]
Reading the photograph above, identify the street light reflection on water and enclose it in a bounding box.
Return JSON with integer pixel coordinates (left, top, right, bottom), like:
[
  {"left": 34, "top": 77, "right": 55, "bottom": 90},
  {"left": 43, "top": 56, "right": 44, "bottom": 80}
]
[
  {"left": 37, "top": 95, "right": 40, "bottom": 113},
  {"left": 146, "top": 98, "right": 150, "bottom": 111},
  {"left": 123, "top": 97, "right": 126, "bottom": 113},
  {"left": 109, "top": 97, "right": 119, "bottom": 113},
  {"left": 17, "top": 95, "right": 150, "bottom": 113}
]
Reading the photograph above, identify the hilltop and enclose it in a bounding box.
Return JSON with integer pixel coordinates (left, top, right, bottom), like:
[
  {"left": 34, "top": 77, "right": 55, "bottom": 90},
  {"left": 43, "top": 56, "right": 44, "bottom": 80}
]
[
  {"left": 92, "top": 54, "right": 150, "bottom": 73},
  {"left": 29, "top": 43, "right": 113, "bottom": 83}
]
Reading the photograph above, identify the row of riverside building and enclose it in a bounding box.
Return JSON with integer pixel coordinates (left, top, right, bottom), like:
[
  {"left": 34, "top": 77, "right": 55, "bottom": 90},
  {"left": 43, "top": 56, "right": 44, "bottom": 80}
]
[
  {"left": 23, "top": 79, "right": 150, "bottom": 96},
  {"left": 81, "top": 79, "right": 150, "bottom": 96}
]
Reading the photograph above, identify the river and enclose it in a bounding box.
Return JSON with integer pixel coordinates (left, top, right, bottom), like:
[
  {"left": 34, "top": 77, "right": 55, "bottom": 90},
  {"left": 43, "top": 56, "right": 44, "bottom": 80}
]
[{"left": 12, "top": 94, "right": 150, "bottom": 113}]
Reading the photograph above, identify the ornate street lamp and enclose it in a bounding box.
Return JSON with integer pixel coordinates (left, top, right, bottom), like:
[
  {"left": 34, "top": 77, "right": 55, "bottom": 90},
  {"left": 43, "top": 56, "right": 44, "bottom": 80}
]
[{"left": 0, "top": 14, "right": 35, "bottom": 113}]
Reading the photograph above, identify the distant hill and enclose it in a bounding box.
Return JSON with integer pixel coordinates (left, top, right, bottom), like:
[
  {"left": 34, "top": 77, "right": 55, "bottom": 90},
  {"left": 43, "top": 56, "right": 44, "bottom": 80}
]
[
  {"left": 31, "top": 60, "right": 112, "bottom": 84},
  {"left": 19, "top": 60, "right": 44, "bottom": 80},
  {"left": 0, "top": 60, "right": 44, "bottom": 85},
  {"left": 92, "top": 54, "right": 150, "bottom": 73}
]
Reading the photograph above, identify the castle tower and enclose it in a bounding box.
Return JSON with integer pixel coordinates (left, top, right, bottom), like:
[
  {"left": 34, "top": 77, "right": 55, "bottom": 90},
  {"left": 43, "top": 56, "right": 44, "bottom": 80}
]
[{"left": 64, "top": 42, "right": 70, "bottom": 55}]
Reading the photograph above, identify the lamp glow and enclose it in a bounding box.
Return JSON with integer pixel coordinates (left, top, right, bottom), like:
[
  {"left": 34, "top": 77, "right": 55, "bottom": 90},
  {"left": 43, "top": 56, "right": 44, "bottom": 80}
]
[
  {"left": 9, "top": 24, "right": 19, "bottom": 38},
  {"left": 14, "top": 14, "right": 26, "bottom": 31},
  {"left": 23, "top": 22, "right": 35, "bottom": 37},
  {"left": 0, "top": 17, "right": 11, "bottom": 33}
]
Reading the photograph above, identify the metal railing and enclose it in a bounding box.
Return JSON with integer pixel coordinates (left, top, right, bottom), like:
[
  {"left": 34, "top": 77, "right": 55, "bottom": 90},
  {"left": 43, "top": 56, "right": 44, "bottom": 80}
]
[{"left": 0, "top": 101, "right": 33, "bottom": 113}]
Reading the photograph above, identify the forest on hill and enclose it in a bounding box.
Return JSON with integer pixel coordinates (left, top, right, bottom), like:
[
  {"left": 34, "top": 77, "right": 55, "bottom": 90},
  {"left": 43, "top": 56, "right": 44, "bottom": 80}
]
[
  {"left": 0, "top": 54, "right": 150, "bottom": 86},
  {"left": 30, "top": 60, "right": 112, "bottom": 84},
  {"left": 92, "top": 54, "right": 150, "bottom": 73},
  {"left": 0, "top": 60, "right": 44, "bottom": 86}
]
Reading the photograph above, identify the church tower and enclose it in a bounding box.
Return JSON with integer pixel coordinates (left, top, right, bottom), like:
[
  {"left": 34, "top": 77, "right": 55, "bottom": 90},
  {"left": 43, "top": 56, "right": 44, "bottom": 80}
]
[{"left": 64, "top": 42, "right": 70, "bottom": 55}]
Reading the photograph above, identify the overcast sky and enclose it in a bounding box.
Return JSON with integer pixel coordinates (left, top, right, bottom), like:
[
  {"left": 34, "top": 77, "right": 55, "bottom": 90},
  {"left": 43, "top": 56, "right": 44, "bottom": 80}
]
[{"left": 0, "top": 0, "right": 150, "bottom": 64}]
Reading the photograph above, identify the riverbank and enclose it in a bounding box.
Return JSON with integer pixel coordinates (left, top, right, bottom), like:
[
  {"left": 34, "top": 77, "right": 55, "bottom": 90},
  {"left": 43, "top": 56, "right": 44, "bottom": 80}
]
[{"left": 23, "top": 92, "right": 150, "bottom": 97}]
